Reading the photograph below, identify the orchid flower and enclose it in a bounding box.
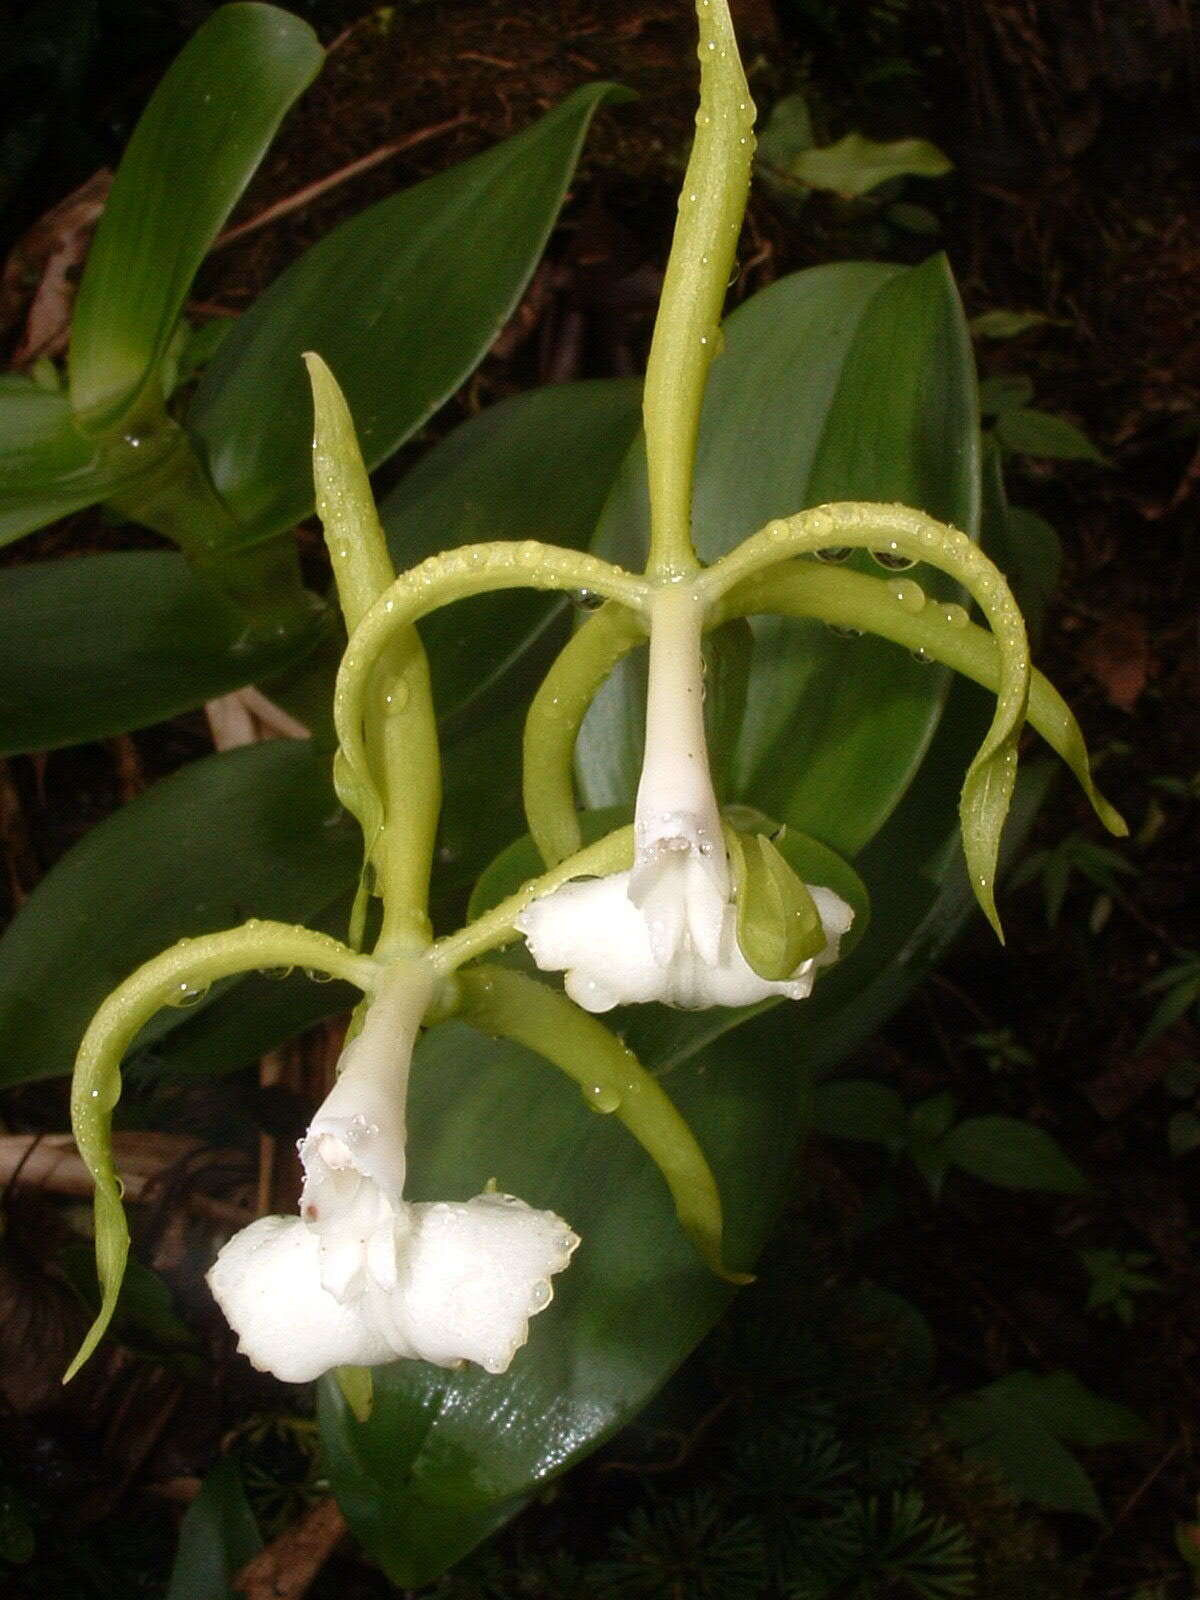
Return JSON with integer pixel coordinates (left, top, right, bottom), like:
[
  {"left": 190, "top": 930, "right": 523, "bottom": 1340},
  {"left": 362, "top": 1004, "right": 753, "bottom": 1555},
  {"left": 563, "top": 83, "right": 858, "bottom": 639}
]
[
  {"left": 516, "top": 585, "right": 854, "bottom": 1012},
  {"left": 207, "top": 963, "right": 577, "bottom": 1383}
]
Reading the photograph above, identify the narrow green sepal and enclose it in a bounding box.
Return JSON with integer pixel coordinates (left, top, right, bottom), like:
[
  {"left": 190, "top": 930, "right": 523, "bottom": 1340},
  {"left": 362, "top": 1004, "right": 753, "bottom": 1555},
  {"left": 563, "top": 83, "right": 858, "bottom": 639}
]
[
  {"left": 725, "top": 824, "right": 826, "bottom": 980},
  {"left": 65, "top": 921, "right": 375, "bottom": 1381},
  {"left": 336, "top": 1365, "right": 375, "bottom": 1422},
  {"left": 455, "top": 966, "right": 750, "bottom": 1284}
]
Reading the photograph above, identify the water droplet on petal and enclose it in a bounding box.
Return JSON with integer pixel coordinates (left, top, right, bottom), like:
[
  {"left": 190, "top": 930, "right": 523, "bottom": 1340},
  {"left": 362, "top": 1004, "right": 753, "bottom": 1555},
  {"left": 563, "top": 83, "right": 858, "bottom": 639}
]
[
  {"left": 887, "top": 578, "right": 926, "bottom": 613},
  {"left": 871, "top": 543, "right": 916, "bottom": 571},
  {"left": 529, "top": 1279, "right": 553, "bottom": 1311},
  {"left": 583, "top": 1083, "right": 621, "bottom": 1114},
  {"left": 572, "top": 588, "right": 604, "bottom": 612},
  {"left": 940, "top": 602, "right": 970, "bottom": 629},
  {"left": 168, "top": 980, "right": 209, "bottom": 1008}
]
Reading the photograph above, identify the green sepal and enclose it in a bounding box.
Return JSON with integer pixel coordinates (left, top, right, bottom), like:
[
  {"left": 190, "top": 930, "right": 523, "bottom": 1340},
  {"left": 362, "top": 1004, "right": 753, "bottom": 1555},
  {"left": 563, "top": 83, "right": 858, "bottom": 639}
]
[
  {"left": 336, "top": 1365, "right": 375, "bottom": 1423},
  {"left": 725, "top": 824, "right": 826, "bottom": 980},
  {"left": 65, "top": 921, "right": 374, "bottom": 1380},
  {"left": 455, "top": 965, "right": 750, "bottom": 1285}
]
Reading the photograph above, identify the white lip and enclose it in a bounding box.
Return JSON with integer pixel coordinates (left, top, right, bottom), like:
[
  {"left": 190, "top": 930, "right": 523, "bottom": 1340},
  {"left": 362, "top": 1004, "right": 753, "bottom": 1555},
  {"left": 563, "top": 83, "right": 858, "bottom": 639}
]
[{"left": 206, "top": 962, "right": 578, "bottom": 1382}]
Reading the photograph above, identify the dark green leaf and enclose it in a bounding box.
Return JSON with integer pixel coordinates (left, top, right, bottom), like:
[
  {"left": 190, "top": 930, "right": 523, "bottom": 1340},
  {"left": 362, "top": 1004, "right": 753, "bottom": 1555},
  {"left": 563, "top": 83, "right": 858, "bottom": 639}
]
[
  {"left": 379, "top": 378, "right": 641, "bottom": 729},
  {"left": 977, "top": 374, "right": 1033, "bottom": 416},
  {"left": 317, "top": 691, "right": 1041, "bottom": 1585},
  {"left": 0, "top": 375, "right": 131, "bottom": 547},
  {"left": 995, "top": 407, "right": 1106, "bottom": 463},
  {"left": 980, "top": 439, "right": 1061, "bottom": 643},
  {"left": 581, "top": 255, "right": 980, "bottom": 857},
  {"left": 189, "top": 85, "right": 625, "bottom": 544},
  {"left": 58, "top": 1242, "right": 198, "bottom": 1360},
  {"left": 0, "top": 552, "right": 323, "bottom": 756},
  {"left": 165, "top": 1457, "right": 262, "bottom": 1600},
  {"left": 69, "top": 4, "right": 323, "bottom": 431},
  {"left": 944, "top": 1115, "right": 1088, "bottom": 1193},
  {"left": 811, "top": 1079, "right": 908, "bottom": 1149},
  {"left": 942, "top": 1370, "right": 1144, "bottom": 1518},
  {"left": 0, "top": 741, "right": 357, "bottom": 1085}
]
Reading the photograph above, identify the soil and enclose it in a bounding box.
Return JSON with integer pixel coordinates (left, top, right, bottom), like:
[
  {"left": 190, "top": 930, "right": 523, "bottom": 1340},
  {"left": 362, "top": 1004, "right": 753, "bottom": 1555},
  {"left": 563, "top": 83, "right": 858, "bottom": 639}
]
[{"left": 0, "top": 1, "right": 1196, "bottom": 1595}]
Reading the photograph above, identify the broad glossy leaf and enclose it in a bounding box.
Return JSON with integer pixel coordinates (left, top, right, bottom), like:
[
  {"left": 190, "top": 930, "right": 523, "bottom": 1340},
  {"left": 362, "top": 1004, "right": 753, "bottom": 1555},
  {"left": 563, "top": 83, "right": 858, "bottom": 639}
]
[
  {"left": 579, "top": 256, "right": 980, "bottom": 853},
  {"left": 0, "top": 376, "right": 131, "bottom": 547},
  {"left": 317, "top": 686, "right": 1042, "bottom": 1585},
  {"left": 0, "top": 552, "right": 323, "bottom": 756},
  {"left": 189, "top": 85, "right": 625, "bottom": 544},
  {"left": 69, "top": 4, "right": 323, "bottom": 431},
  {"left": 379, "top": 378, "right": 641, "bottom": 730},
  {"left": 0, "top": 741, "right": 357, "bottom": 1085}
]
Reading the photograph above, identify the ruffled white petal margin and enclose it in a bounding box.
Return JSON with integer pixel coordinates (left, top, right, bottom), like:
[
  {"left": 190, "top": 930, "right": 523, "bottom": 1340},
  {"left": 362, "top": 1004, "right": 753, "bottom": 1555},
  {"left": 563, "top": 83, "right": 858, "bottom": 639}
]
[
  {"left": 206, "top": 961, "right": 577, "bottom": 1383},
  {"left": 518, "top": 583, "right": 854, "bottom": 1011}
]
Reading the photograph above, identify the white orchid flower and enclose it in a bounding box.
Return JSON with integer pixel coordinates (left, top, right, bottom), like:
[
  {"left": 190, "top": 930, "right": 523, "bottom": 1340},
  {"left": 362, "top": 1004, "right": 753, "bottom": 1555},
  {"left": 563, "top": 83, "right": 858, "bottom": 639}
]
[
  {"left": 207, "top": 964, "right": 577, "bottom": 1383},
  {"left": 518, "top": 585, "right": 854, "bottom": 1013}
]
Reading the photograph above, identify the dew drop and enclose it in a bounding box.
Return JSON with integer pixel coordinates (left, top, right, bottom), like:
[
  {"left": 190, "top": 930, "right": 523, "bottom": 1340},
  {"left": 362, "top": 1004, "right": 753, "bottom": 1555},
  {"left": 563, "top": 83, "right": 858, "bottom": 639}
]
[
  {"left": 262, "top": 965, "right": 294, "bottom": 980},
  {"left": 815, "top": 546, "right": 852, "bottom": 564},
  {"left": 887, "top": 578, "right": 926, "bottom": 613},
  {"left": 305, "top": 967, "right": 336, "bottom": 984},
  {"left": 529, "top": 1279, "right": 553, "bottom": 1311},
  {"left": 384, "top": 681, "right": 410, "bottom": 713},
  {"left": 168, "top": 980, "right": 209, "bottom": 1008},
  {"left": 584, "top": 1082, "right": 621, "bottom": 1114},
  {"left": 572, "top": 588, "right": 604, "bottom": 612},
  {"left": 871, "top": 543, "right": 916, "bottom": 571},
  {"left": 940, "top": 602, "right": 970, "bottom": 629},
  {"left": 827, "top": 623, "right": 863, "bottom": 639},
  {"left": 911, "top": 647, "right": 934, "bottom": 664}
]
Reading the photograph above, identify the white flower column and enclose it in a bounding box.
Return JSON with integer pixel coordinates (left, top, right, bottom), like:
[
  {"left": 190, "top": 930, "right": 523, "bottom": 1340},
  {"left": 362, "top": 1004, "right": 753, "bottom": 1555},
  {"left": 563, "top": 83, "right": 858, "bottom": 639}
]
[
  {"left": 518, "top": 583, "right": 854, "bottom": 1011},
  {"left": 208, "top": 961, "right": 578, "bottom": 1383}
]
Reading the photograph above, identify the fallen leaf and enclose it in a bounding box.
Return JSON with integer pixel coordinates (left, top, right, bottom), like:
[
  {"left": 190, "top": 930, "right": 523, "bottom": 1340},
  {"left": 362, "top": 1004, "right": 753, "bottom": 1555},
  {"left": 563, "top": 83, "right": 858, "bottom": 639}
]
[
  {"left": 235, "top": 1497, "right": 347, "bottom": 1600},
  {"left": 2, "top": 170, "right": 112, "bottom": 365}
]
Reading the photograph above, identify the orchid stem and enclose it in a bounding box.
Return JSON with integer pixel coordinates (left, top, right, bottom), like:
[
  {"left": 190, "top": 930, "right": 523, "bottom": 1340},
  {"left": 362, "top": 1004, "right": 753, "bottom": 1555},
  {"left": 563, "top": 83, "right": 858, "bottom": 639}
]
[{"left": 643, "top": 0, "right": 755, "bottom": 578}]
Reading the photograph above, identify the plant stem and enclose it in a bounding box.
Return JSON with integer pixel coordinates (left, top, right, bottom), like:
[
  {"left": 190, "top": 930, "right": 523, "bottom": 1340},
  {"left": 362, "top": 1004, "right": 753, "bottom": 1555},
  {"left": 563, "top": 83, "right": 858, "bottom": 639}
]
[
  {"left": 306, "top": 353, "right": 440, "bottom": 957},
  {"left": 429, "top": 825, "right": 635, "bottom": 976},
  {"left": 105, "top": 415, "right": 318, "bottom": 638},
  {"left": 642, "top": 0, "right": 755, "bottom": 578},
  {"left": 717, "top": 560, "right": 1125, "bottom": 836},
  {"left": 523, "top": 603, "right": 646, "bottom": 866}
]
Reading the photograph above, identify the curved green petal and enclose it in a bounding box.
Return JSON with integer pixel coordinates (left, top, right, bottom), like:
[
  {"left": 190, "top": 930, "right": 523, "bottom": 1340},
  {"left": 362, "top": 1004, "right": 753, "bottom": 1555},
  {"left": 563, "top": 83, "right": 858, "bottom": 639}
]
[
  {"left": 523, "top": 603, "right": 645, "bottom": 867},
  {"left": 67, "top": 921, "right": 375, "bottom": 1380},
  {"left": 703, "top": 502, "right": 1032, "bottom": 938},
  {"left": 455, "top": 966, "right": 747, "bottom": 1283},
  {"left": 718, "top": 560, "right": 1125, "bottom": 840},
  {"left": 334, "top": 544, "right": 646, "bottom": 893}
]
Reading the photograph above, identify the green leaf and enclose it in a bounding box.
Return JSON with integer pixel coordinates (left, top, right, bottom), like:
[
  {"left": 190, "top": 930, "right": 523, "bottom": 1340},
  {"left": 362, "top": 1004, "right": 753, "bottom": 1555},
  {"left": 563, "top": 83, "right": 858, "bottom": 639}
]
[
  {"left": 58, "top": 1242, "right": 199, "bottom": 1363},
  {"left": 995, "top": 407, "right": 1107, "bottom": 463},
  {"left": 69, "top": 3, "right": 323, "bottom": 431},
  {"left": 189, "top": 84, "right": 625, "bottom": 544},
  {"left": 944, "top": 1114, "right": 1089, "bottom": 1194},
  {"left": 0, "top": 741, "right": 357, "bottom": 1086},
  {"left": 942, "top": 1370, "right": 1144, "bottom": 1518},
  {"left": 0, "top": 375, "right": 134, "bottom": 548},
  {"left": 980, "top": 439, "right": 1062, "bottom": 643},
  {"left": 970, "top": 309, "right": 1060, "bottom": 340},
  {"left": 756, "top": 91, "right": 815, "bottom": 173},
  {"left": 315, "top": 694, "right": 1031, "bottom": 1586},
  {"left": 379, "top": 378, "right": 642, "bottom": 731},
  {"left": 978, "top": 374, "right": 1034, "bottom": 417},
  {"left": 0, "top": 552, "right": 323, "bottom": 756},
  {"left": 582, "top": 255, "right": 980, "bottom": 859},
  {"left": 810, "top": 1079, "right": 908, "bottom": 1149},
  {"left": 165, "top": 1457, "right": 262, "bottom": 1600},
  {"left": 788, "top": 132, "right": 952, "bottom": 197}
]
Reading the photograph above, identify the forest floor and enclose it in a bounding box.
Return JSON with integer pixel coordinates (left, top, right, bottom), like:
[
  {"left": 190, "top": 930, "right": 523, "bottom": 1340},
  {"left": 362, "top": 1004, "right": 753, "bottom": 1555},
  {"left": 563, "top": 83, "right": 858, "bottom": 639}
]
[{"left": 0, "top": 1, "right": 1196, "bottom": 1595}]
